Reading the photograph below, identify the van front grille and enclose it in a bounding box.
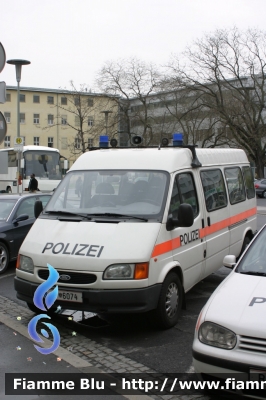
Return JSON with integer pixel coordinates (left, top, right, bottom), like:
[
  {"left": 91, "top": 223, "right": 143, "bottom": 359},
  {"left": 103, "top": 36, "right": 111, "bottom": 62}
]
[{"left": 38, "top": 269, "right": 97, "bottom": 284}]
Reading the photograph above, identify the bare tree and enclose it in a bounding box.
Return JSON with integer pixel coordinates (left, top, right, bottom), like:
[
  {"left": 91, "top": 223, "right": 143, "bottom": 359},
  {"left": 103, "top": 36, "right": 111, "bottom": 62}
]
[
  {"left": 167, "top": 27, "right": 266, "bottom": 177},
  {"left": 96, "top": 58, "right": 162, "bottom": 145},
  {"left": 45, "top": 82, "right": 118, "bottom": 159}
]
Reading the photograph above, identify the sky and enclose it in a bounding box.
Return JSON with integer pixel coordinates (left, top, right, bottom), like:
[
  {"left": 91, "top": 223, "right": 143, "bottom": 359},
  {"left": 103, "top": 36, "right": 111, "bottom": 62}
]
[{"left": 1, "top": 0, "right": 266, "bottom": 91}]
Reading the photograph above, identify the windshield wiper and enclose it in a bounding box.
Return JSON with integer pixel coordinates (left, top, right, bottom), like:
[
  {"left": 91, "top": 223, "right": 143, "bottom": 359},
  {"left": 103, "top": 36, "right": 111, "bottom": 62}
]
[
  {"left": 239, "top": 271, "right": 266, "bottom": 276},
  {"left": 90, "top": 213, "right": 148, "bottom": 222},
  {"left": 44, "top": 210, "right": 92, "bottom": 220}
]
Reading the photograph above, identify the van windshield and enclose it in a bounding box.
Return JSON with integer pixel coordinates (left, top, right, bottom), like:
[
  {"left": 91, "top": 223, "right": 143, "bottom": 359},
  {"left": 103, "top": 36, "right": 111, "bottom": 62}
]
[{"left": 46, "top": 170, "right": 169, "bottom": 221}]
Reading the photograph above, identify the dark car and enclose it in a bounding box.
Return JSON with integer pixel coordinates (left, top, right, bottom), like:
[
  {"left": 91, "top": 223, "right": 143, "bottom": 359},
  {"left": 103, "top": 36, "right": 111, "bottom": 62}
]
[
  {"left": 255, "top": 179, "right": 266, "bottom": 198},
  {"left": 0, "top": 193, "right": 51, "bottom": 273}
]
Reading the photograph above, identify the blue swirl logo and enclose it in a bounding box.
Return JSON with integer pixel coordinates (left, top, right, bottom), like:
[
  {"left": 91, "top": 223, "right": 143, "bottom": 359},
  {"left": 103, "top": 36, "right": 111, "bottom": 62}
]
[{"left": 28, "top": 264, "right": 60, "bottom": 355}]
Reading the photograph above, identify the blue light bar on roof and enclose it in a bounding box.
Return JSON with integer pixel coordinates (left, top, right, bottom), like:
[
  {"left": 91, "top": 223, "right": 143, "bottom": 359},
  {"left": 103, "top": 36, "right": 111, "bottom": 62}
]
[
  {"left": 99, "top": 135, "right": 109, "bottom": 148},
  {"left": 173, "top": 133, "right": 183, "bottom": 146}
]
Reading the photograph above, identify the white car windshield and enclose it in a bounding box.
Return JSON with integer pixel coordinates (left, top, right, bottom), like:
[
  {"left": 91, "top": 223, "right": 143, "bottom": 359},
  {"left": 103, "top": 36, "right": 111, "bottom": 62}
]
[
  {"left": 46, "top": 170, "right": 169, "bottom": 220},
  {"left": 236, "top": 227, "right": 266, "bottom": 275}
]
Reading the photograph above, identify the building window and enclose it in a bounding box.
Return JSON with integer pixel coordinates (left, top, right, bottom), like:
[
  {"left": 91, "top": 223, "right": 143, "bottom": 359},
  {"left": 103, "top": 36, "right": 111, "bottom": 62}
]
[
  {"left": 61, "top": 115, "right": 67, "bottom": 125},
  {"left": 47, "top": 96, "right": 54, "bottom": 104},
  {"left": 48, "top": 137, "right": 54, "bottom": 148},
  {"left": 88, "top": 139, "right": 93, "bottom": 148},
  {"left": 61, "top": 137, "right": 68, "bottom": 150},
  {"left": 6, "top": 93, "right": 11, "bottom": 101},
  {"left": 88, "top": 117, "right": 94, "bottom": 126},
  {"left": 33, "top": 95, "right": 40, "bottom": 103},
  {"left": 88, "top": 99, "right": 94, "bottom": 107},
  {"left": 74, "top": 97, "right": 80, "bottom": 106},
  {"left": 4, "top": 136, "right": 11, "bottom": 147},
  {"left": 20, "top": 94, "right": 25, "bottom": 102},
  {"left": 20, "top": 113, "right": 25, "bottom": 124},
  {"left": 75, "top": 116, "right": 80, "bottom": 126},
  {"left": 33, "top": 114, "right": 40, "bottom": 124},
  {"left": 75, "top": 137, "right": 81, "bottom": 149},
  {"left": 47, "top": 114, "right": 54, "bottom": 125},
  {"left": 4, "top": 112, "right": 10, "bottom": 123},
  {"left": 33, "top": 137, "right": 40, "bottom": 146},
  {"left": 61, "top": 97, "right": 67, "bottom": 105}
]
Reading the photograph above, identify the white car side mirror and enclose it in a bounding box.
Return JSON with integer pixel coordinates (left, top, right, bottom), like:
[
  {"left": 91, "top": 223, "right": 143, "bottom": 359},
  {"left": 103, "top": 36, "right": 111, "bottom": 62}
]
[{"left": 223, "top": 255, "right": 236, "bottom": 269}]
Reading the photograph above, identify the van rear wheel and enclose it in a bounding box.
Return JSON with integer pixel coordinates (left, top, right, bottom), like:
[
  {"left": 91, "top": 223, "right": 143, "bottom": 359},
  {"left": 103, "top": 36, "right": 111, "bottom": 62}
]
[{"left": 151, "top": 272, "right": 182, "bottom": 329}]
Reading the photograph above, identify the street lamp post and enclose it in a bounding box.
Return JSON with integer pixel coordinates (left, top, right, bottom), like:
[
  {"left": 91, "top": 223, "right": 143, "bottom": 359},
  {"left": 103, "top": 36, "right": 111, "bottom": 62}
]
[{"left": 7, "top": 59, "right": 31, "bottom": 193}]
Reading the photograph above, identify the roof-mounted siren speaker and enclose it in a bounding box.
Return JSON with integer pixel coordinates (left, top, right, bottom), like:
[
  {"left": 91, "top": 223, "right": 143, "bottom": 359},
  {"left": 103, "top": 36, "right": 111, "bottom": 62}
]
[
  {"left": 99, "top": 135, "right": 109, "bottom": 148},
  {"left": 173, "top": 132, "right": 183, "bottom": 147},
  {"left": 161, "top": 137, "right": 169, "bottom": 147},
  {"left": 110, "top": 138, "right": 118, "bottom": 147},
  {"left": 131, "top": 135, "right": 142, "bottom": 146}
]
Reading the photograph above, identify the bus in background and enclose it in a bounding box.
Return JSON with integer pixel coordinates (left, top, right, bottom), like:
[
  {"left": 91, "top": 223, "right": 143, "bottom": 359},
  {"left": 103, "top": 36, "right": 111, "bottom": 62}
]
[{"left": 0, "top": 146, "right": 68, "bottom": 193}]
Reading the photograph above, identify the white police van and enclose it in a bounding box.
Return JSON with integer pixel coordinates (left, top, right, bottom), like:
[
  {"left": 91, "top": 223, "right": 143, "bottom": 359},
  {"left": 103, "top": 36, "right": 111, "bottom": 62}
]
[{"left": 14, "top": 134, "right": 257, "bottom": 329}]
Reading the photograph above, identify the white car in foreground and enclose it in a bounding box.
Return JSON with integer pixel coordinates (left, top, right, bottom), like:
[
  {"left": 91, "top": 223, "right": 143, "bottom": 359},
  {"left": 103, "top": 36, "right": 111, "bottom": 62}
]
[{"left": 193, "top": 225, "right": 266, "bottom": 398}]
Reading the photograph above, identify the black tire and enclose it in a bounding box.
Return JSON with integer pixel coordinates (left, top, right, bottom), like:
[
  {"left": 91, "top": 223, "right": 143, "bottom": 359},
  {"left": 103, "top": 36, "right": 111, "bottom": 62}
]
[
  {"left": 27, "top": 302, "right": 57, "bottom": 315},
  {"left": 237, "top": 236, "right": 251, "bottom": 261},
  {"left": 27, "top": 302, "right": 42, "bottom": 314},
  {"left": 0, "top": 242, "right": 9, "bottom": 274},
  {"left": 263, "top": 191, "right": 266, "bottom": 199},
  {"left": 150, "top": 272, "right": 183, "bottom": 329}
]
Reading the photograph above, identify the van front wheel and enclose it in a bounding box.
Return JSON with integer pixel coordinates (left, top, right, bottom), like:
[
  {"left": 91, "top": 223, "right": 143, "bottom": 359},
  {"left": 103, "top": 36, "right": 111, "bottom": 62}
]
[{"left": 151, "top": 273, "right": 182, "bottom": 329}]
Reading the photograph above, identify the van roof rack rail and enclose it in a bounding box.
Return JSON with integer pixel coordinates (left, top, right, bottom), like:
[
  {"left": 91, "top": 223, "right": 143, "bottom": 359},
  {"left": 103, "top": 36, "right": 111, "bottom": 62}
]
[{"left": 88, "top": 144, "right": 202, "bottom": 168}]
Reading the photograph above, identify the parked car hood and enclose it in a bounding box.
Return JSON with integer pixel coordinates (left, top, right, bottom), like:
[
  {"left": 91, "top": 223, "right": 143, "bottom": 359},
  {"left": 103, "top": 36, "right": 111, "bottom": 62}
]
[{"left": 204, "top": 272, "right": 266, "bottom": 337}]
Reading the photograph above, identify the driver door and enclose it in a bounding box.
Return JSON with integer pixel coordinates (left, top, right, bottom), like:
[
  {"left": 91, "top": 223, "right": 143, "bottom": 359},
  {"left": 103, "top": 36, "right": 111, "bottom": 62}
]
[{"left": 169, "top": 171, "right": 206, "bottom": 292}]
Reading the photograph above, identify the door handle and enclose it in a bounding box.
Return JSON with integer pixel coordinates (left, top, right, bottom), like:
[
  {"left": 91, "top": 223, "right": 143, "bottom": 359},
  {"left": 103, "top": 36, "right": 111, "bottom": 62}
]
[{"left": 207, "top": 216, "right": 211, "bottom": 226}]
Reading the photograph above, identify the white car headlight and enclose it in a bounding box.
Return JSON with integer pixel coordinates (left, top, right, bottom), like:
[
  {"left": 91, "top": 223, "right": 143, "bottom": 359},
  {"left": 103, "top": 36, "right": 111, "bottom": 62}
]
[
  {"left": 19, "top": 255, "right": 34, "bottom": 273},
  {"left": 199, "top": 322, "right": 236, "bottom": 349},
  {"left": 103, "top": 264, "right": 134, "bottom": 279}
]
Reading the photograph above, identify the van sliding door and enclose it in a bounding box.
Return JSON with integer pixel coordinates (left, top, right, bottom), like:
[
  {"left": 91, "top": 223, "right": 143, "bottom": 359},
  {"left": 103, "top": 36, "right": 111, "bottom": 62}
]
[{"left": 200, "top": 169, "right": 229, "bottom": 278}]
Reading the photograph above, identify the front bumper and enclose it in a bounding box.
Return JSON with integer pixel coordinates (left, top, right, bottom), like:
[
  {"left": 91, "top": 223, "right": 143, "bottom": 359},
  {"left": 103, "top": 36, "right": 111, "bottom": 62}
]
[{"left": 14, "top": 276, "right": 162, "bottom": 313}]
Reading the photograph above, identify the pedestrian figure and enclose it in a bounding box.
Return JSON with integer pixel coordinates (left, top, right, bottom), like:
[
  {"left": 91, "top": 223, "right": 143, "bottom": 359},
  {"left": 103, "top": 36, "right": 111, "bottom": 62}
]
[{"left": 28, "top": 174, "right": 38, "bottom": 193}]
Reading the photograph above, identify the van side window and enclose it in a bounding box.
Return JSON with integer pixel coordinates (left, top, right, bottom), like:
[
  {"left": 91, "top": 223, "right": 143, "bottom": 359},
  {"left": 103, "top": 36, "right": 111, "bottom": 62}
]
[
  {"left": 200, "top": 169, "right": 227, "bottom": 212},
  {"left": 242, "top": 166, "right": 255, "bottom": 199},
  {"left": 169, "top": 173, "right": 199, "bottom": 218},
  {"left": 225, "top": 167, "right": 246, "bottom": 204}
]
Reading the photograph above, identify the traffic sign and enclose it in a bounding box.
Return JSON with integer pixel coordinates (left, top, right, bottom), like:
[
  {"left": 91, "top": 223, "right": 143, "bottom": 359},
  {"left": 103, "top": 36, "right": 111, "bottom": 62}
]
[
  {"left": 0, "top": 43, "right": 6, "bottom": 73},
  {"left": 14, "top": 144, "right": 24, "bottom": 152},
  {"left": 15, "top": 137, "right": 24, "bottom": 145},
  {"left": 0, "top": 112, "right": 7, "bottom": 145}
]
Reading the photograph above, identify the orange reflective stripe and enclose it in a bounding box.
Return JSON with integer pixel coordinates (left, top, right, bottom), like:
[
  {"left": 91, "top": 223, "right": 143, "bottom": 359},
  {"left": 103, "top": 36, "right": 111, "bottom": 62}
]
[
  {"left": 151, "top": 236, "right": 180, "bottom": 257},
  {"left": 152, "top": 207, "right": 257, "bottom": 258}
]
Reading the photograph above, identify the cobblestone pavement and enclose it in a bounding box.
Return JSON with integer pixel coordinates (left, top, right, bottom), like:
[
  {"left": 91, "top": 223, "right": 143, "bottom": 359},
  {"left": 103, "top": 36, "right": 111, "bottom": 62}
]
[{"left": 0, "top": 294, "right": 211, "bottom": 400}]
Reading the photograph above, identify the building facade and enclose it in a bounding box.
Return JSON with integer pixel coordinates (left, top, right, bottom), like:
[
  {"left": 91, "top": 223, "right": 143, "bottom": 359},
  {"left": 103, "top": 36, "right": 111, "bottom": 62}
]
[{"left": 0, "top": 86, "right": 119, "bottom": 167}]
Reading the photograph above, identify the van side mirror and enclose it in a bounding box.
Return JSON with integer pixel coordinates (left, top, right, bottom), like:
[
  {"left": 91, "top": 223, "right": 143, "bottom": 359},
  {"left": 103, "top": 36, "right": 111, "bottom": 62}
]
[
  {"left": 166, "top": 203, "right": 194, "bottom": 231},
  {"left": 34, "top": 200, "right": 43, "bottom": 218}
]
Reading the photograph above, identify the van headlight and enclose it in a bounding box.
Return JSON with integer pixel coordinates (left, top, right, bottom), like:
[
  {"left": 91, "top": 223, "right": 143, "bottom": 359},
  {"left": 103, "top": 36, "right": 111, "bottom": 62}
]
[
  {"left": 19, "top": 255, "right": 34, "bottom": 273},
  {"left": 103, "top": 263, "right": 149, "bottom": 280},
  {"left": 199, "top": 322, "right": 236, "bottom": 349}
]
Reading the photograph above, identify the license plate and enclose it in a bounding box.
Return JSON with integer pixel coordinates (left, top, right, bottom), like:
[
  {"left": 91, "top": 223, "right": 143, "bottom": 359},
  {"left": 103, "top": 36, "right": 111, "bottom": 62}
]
[
  {"left": 250, "top": 368, "right": 266, "bottom": 381},
  {"left": 58, "top": 290, "right": 83, "bottom": 303}
]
